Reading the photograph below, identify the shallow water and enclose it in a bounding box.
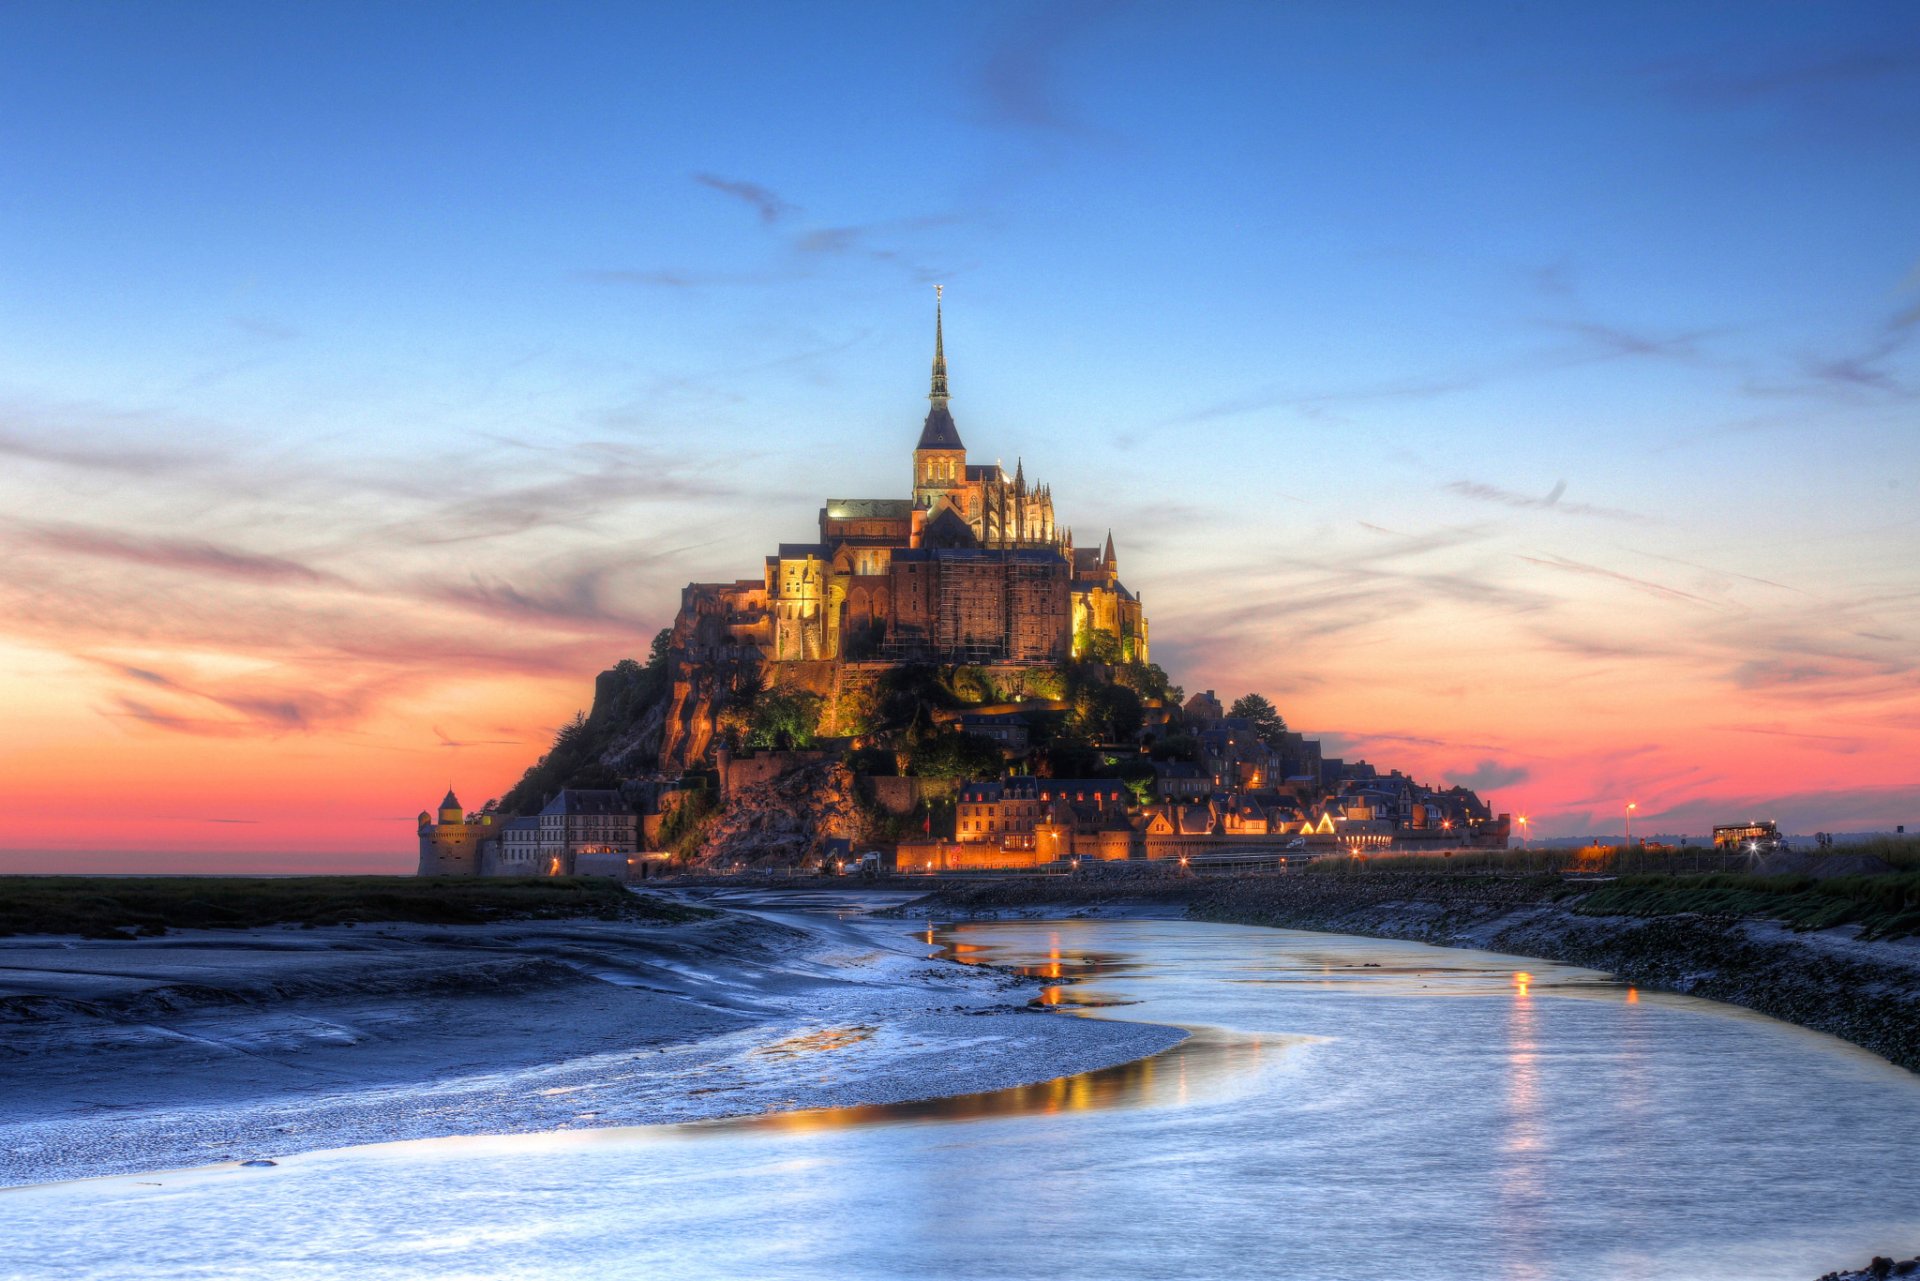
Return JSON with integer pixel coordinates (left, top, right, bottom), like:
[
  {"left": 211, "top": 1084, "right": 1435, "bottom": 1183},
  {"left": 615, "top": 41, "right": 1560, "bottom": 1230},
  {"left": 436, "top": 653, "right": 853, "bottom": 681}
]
[{"left": 7, "top": 917, "right": 1919, "bottom": 1280}]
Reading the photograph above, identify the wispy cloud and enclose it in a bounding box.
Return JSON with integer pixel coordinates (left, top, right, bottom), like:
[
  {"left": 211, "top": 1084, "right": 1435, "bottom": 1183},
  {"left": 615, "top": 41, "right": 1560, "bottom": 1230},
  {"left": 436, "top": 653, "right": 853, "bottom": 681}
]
[
  {"left": 1726, "top": 723, "right": 1867, "bottom": 753},
  {"left": 434, "top": 725, "right": 522, "bottom": 749},
  {"left": 694, "top": 173, "right": 797, "bottom": 224},
  {"left": 230, "top": 315, "right": 301, "bottom": 342},
  {"left": 1161, "top": 312, "right": 1727, "bottom": 429},
  {"left": 1657, "top": 46, "right": 1920, "bottom": 103},
  {"left": 0, "top": 415, "right": 214, "bottom": 476},
  {"left": 577, "top": 267, "right": 794, "bottom": 288},
  {"left": 1166, "top": 372, "right": 1478, "bottom": 427},
  {"left": 582, "top": 178, "right": 969, "bottom": 290},
  {"left": 12, "top": 521, "right": 338, "bottom": 585},
  {"left": 975, "top": 0, "right": 1118, "bottom": 135},
  {"left": 1445, "top": 479, "right": 1635, "bottom": 520},
  {"left": 1516, "top": 553, "right": 1721, "bottom": 607},
  {"left": 1543, "top": 320, "right": 1720, "bottom": 362},
  {"left": 1449, "top": 758, "right": 1532, "bottom": 793}
]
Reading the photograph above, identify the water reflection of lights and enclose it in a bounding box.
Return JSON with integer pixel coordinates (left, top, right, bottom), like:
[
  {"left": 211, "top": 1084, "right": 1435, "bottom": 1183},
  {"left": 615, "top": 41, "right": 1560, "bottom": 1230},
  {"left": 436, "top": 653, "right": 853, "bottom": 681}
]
[
  {"left": 698, "top": 1030, "right": 1287, "bottom": 1134},
  {"left": 1501, "top": 967, "right": 1546, "bottom": 1278}
]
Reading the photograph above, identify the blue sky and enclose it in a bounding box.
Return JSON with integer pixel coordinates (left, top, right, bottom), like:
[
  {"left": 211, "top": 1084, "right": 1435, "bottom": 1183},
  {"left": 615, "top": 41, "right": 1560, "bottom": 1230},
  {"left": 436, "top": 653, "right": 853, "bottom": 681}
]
[{"left": 1, "top": 1, "right": 1916, "bottom": 862}]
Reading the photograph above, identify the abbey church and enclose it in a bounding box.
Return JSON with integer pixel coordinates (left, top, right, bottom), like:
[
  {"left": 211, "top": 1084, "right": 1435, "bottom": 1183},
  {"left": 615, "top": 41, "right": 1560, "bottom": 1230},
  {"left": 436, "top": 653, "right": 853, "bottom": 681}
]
[{"left": 675, "top": 295, "right": 1147, "bottom": 668}]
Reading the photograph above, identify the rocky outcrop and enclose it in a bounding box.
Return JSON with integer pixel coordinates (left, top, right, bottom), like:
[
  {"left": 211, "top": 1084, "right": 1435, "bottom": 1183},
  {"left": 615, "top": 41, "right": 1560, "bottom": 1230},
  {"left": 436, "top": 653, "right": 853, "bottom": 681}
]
[
  {"left": 660, "top": 644, "right": 761, "bottom": 772},
  {"left": 1818, "top": 1257, "right": 1920, "bottom": 1280},
  {"left": 695, "top": 760, "right": 863, "bottom": 867}
]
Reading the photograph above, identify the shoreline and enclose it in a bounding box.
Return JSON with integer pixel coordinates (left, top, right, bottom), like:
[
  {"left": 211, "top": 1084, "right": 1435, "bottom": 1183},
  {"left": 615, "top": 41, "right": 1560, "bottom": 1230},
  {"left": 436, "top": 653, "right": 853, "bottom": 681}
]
[
  {"left": 887, "top": 870, "right": 1920, "bottom": 1074},
  {"left": 0, "top": 897, "right": 1183, "bottom": 1187}
]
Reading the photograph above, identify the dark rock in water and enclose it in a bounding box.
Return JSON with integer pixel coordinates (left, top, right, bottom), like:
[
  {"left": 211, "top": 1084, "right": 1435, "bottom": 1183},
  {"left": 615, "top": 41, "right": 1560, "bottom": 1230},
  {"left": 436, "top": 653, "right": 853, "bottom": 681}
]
[
  {"left": 1816, "top": 1256, "right": 1920, "bottom": 1280},
  {"left": 239, "top": 1159, "right": 277, "bottom": 1168}
]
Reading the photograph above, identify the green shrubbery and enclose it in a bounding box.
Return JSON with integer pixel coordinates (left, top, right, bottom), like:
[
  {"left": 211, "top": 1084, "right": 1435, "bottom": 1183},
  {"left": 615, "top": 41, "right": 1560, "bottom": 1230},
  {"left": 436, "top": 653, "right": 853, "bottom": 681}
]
[
  {"left": 658, "top": 788, "right": 719, "bottom": 859},
  {"left": 745, "top": 687, "right": 824, "bottom": 748},
  {"left": 907, "top": 730, "right": 1003, "bottom": 780}
]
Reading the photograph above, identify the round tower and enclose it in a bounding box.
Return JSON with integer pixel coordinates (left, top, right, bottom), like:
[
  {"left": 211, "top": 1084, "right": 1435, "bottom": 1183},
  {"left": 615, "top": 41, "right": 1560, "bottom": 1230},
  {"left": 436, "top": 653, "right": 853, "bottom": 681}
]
[{"left": 417, "top": 787, "right": 479, "bottom": 877}]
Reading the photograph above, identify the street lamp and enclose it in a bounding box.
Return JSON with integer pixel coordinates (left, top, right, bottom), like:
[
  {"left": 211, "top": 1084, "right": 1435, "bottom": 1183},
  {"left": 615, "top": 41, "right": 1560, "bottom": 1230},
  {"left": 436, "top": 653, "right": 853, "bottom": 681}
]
[
  {"left": 1626, "top": 801, "right": 1637, "bottom": 846},
  {"left": 1518, "top": 815, "right": 1530, "bottom": 848}
]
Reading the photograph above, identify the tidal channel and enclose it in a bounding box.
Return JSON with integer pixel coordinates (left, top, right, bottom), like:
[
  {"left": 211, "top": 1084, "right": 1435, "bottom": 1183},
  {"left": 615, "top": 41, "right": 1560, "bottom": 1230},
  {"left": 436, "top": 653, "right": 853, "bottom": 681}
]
[{"left": 7, "top": 915, "right": 1919, "bottom": 1280}]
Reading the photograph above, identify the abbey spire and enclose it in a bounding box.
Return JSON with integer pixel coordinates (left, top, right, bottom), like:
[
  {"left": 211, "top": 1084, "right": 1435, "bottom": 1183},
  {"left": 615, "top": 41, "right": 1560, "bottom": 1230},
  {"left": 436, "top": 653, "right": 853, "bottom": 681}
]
[
  {"left": 929, "top": 285, "right": 949, "bottom": 407},
  {"left": 913, "top": 287, "right": 967, "bottom": 506}
]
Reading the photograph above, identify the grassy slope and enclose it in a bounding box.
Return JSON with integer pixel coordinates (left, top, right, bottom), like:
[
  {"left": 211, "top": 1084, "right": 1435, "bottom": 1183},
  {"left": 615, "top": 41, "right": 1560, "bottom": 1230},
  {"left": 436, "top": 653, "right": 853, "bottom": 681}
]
[
  {"left": 1569, "top": 872, "right": 1920, "bottom": 940},
  {"left": 0, "top": 876, "right": 706, "bottom": 939}
]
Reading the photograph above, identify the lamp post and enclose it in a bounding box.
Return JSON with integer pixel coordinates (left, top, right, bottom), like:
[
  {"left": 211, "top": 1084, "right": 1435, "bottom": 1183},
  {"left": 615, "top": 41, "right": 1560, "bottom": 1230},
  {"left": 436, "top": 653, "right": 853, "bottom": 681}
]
[
  {"left": 1626, "top": 802, "right": 1637, "bottom": 846},
  {"left": 1518, "top": 815, "right": 1529, "bottom": 849}
]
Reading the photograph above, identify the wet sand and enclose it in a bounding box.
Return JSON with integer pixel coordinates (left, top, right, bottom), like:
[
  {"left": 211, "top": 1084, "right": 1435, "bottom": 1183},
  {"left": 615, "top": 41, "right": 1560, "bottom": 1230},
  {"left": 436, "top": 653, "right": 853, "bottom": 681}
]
[{"left": 0, "top": 893, "right": 1183, "bottom": 1185}]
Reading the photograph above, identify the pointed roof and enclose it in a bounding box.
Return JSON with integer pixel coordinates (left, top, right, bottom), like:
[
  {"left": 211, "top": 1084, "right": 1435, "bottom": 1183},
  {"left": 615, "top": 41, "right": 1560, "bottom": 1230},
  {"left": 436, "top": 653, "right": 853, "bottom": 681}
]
[
  {"left": 440, "top": 788, "right": 461, "bottom": 812},
  {"left": 920, "top": 505, "right": 979, "bottom": 549},
  {"left": 930, "top": 288, "right": 948, "bottom": 404},
  {"left": 916, "top": 288, "right": 965, "bottom": 451},
  {"left": 1103, "top": 530, "right": 1116, "bottom": 567}
]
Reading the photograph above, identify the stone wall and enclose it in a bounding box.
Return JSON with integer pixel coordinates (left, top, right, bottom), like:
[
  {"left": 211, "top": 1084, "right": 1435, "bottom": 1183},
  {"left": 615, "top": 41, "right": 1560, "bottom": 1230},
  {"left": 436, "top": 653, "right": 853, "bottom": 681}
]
[{"left": 720, "top": 749, "right": 833, "bottom": 799}]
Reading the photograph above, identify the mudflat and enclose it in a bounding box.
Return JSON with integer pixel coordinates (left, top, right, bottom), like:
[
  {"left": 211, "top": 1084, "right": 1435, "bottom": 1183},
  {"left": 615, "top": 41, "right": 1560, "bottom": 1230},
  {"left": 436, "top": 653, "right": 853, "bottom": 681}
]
[{"left": 0, "top": 895, "right": 1183, "bottom": 1186}]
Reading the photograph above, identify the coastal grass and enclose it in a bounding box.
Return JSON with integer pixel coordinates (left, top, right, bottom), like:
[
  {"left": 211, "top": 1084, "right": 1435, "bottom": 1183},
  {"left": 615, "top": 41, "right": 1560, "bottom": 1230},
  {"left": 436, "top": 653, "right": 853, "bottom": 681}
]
[
  {"left": 1843, "top": 835, "right": 1920, "bottom": 871},
  {"left": 1303, "top": 847, "right": 1729, "bottom": 877},
  {"left": 1306, "top": 836, "right": 1920, "bottom": 879},
  {"left": 1570, "top": 871, "right": 1920, "bottom": 940},
  {"left": 0, "top": 875, "right": 706, "bottom": 939}
]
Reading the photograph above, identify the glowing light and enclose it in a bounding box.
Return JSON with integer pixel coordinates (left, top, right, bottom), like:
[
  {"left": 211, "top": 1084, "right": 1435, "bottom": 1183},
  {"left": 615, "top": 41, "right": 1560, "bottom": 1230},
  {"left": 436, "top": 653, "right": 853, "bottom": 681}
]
[{"left": 1513, "top": 971, "right": 1532, "bottom": 997}]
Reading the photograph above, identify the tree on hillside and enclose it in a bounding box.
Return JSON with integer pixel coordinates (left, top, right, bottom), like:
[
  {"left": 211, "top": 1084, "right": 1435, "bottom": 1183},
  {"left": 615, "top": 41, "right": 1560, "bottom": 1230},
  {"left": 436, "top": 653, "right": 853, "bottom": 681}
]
[
  {"left": 947, "top": 665, "right": 995, "bottom": 705},
  {"left": 747, "top": 688, "right": 823, "bottom": 749},
  {"left": 909, "top": 730, "right": 1003, "bottom": 780},
  {"left": 1074, "top": 627, "right": 1122, "bottom": 664},
  {"left": 1229, "top": 693, "right": 1288, "bottom": 747}
]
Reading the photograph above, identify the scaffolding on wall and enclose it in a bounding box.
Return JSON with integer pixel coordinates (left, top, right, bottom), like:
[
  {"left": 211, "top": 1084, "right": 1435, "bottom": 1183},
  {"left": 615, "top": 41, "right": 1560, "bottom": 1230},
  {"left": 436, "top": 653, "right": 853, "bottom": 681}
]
[
  {"left": 1004, "top": 554, "right": 1062, "bottom": 662},
  {"left": 936, "top": 551, "right": 1007, "bottom": 664}
]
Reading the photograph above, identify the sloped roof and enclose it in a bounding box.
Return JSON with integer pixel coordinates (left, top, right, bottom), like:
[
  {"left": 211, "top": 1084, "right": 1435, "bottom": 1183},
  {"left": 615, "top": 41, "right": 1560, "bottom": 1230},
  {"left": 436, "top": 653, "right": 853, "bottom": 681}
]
[
  {"left": 920, "top": 506, "right": 978, "bottom": 549},
  {"left": 916, "top": 404, "right": 964, "bottom": 450},
  {"left": 825, "top": 499, "right": 913, "bottom": 519},
  {"left": 540, "top": 789, "right": 632, "bottom": 816}
]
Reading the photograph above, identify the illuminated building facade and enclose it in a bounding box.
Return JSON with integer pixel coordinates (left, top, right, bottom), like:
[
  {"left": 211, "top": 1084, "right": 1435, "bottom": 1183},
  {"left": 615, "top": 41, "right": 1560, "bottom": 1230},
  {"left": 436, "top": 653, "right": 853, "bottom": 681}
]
[{"left": 674, "top": 295, "right": 1146, "bottom": 667}]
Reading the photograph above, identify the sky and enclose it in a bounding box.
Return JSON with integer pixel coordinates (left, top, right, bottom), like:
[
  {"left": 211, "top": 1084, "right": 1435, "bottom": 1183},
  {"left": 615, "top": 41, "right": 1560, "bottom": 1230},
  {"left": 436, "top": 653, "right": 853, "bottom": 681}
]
[{"left": 1, "top": 1, "right": 1916, "bottom": 871}]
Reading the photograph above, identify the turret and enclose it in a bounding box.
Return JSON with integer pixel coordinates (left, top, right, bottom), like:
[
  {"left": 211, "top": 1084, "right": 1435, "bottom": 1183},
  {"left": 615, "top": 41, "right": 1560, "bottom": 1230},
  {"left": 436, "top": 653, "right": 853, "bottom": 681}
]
[{"left": 439, "top": 788, "right": 463, "bottom": 824}]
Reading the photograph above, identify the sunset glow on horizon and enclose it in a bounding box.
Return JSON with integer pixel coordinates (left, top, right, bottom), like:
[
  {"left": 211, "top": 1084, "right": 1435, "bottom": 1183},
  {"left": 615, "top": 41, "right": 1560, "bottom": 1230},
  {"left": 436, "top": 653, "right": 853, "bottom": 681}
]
[{"left": 2, "top": 2, "right": 1916, "bottom": 871}]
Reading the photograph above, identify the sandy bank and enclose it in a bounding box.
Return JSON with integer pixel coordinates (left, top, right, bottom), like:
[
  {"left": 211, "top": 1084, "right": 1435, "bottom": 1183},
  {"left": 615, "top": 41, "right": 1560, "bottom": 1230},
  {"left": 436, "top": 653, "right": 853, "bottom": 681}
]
[{"left": 0, "top": 897, "right": 1182, "bottom": 1185}]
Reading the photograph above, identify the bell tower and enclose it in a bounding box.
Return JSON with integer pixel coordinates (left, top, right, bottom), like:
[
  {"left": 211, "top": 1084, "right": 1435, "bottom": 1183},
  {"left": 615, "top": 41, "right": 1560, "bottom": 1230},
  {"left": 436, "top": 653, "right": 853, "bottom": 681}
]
[{"left": 912, "top": 285, "right": 966, "bottom": 509}]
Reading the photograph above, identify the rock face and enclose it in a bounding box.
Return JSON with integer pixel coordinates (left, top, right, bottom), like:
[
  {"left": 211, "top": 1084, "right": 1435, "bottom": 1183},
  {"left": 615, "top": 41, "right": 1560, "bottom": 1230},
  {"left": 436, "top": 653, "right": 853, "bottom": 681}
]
[
  {"left": 695, "top": 761, "right": 863, "bottom": 868},
  {"left": 660, "top": 645, "right": 760, "bottom": 772}
]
